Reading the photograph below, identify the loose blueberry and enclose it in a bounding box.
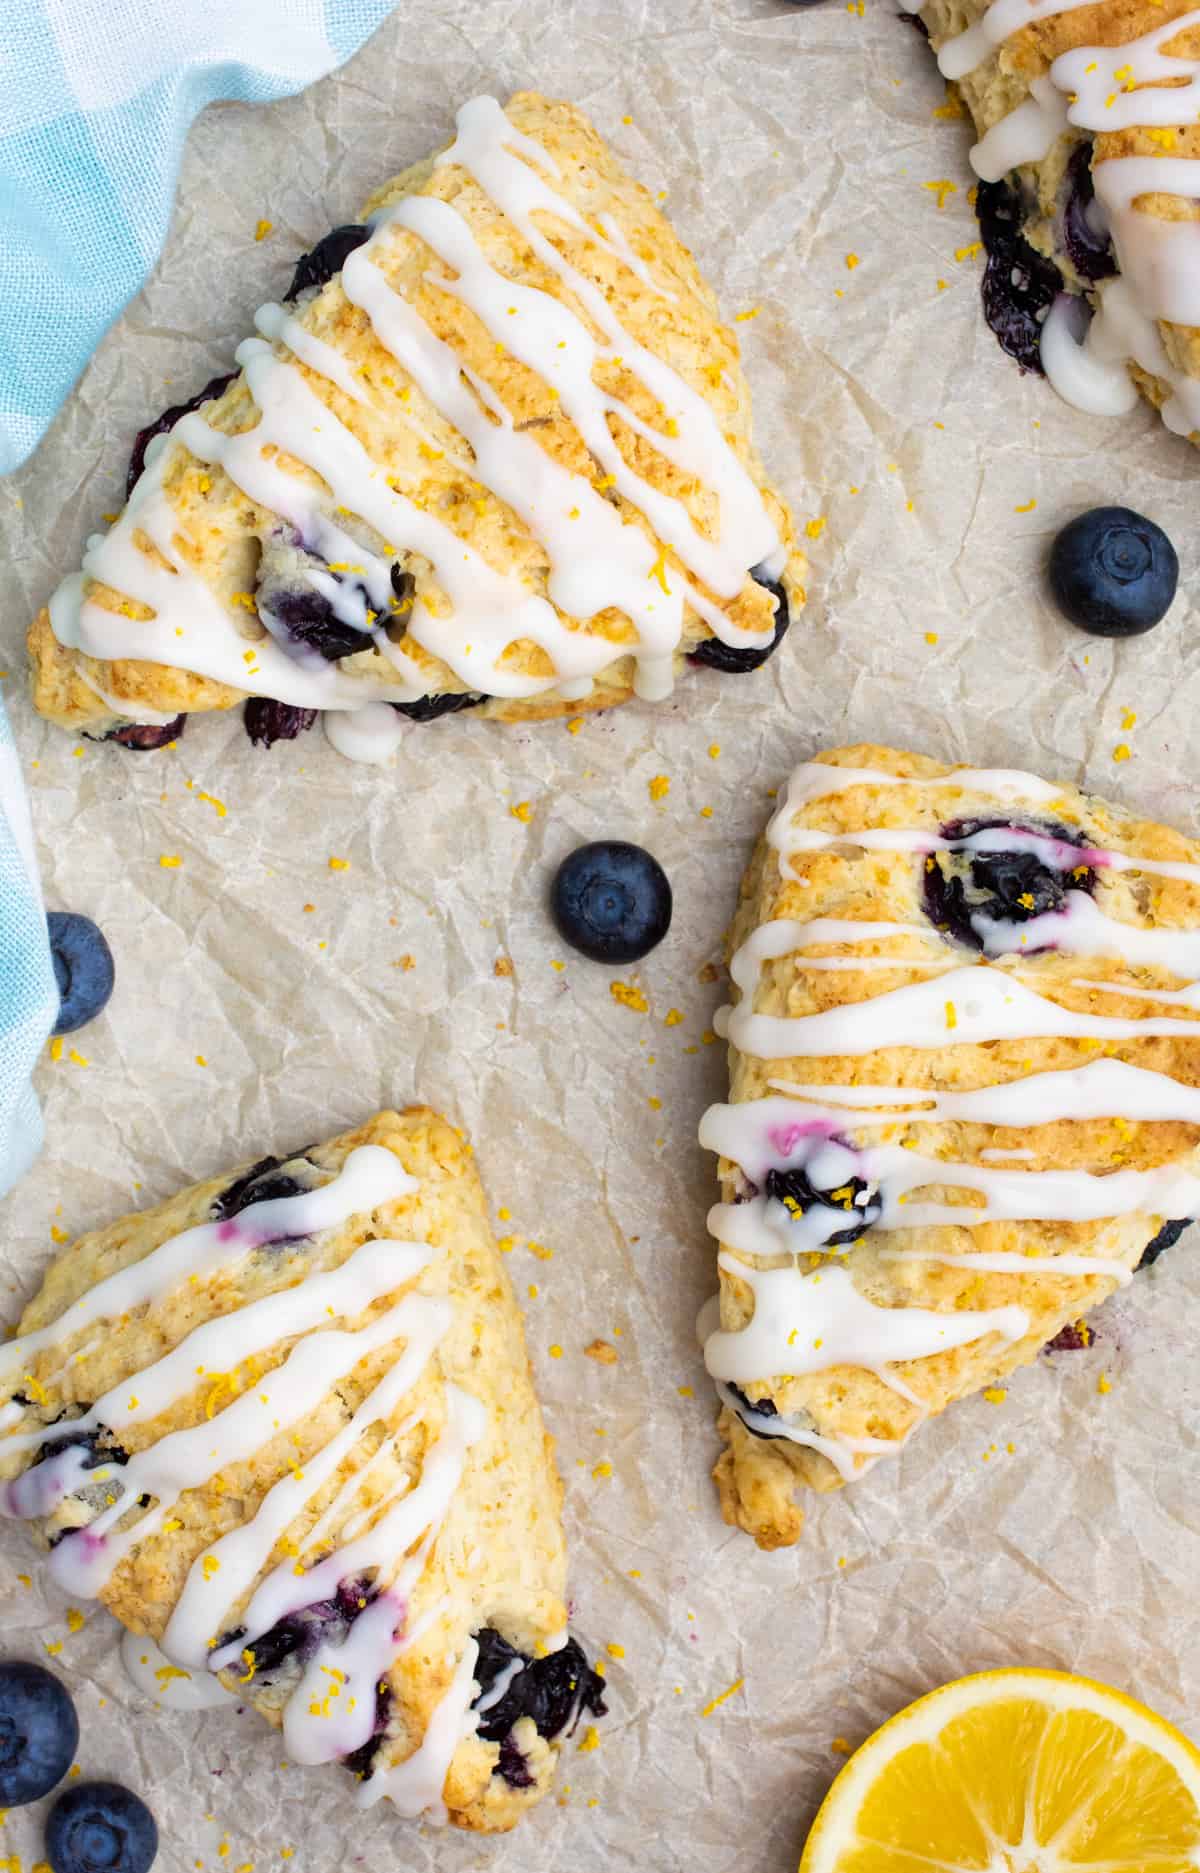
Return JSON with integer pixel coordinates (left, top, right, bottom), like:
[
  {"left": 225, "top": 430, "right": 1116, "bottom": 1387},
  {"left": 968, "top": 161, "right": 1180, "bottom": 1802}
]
[
  {"left": 471, "top": 1629, "right": 606, "bottom": 1748},
  {"left": 1048, "top": 507, "right": 1179, "bottom": 637},
  {"left": 922, "top": 817, "right": 1094, "bottom": 953},
  {"left": 391, "top": 692, "right": 487, "bottom": 722},
  {"left": 976, "top": 177, "right": 1062, "bottom": 373},
  {"left": 286, "top": 225, "right": 372, "bottom": 302},
  {"left": 551, "top": 842, "right": 672, "bottom": 964},
  {"left": 98, "top": 717, "right": 186, "bottom": 752},
  {"left": 46, "top": 1782, "right": 157, "bottom": 1873},
  {"left": 764, "top": 1165, "right": 881, "bottom": 1245},
  {"left": 210, "top": 1155, "right": 309, "bottom": 1223},
  {"left": 1138, "top": 1217, "right": 1191, "bottom": 1270},
  {"left": 689, "top": 570, "right": 790, "bottom": 673},
  {"left": 127, "top": 373, "right": 235, "bottom": 498},
  {"left": 0, "top": 1662, "right": 79, "bottom": 1806},
  {"left": 47, "top": 913, "right": 115, "bottom": 1036},
  {"left": 243, "top": 700, "right": 318, "bottom": 748},
  {"left": 1060, "top": 144, "right": 1117, "bottom": 285}
]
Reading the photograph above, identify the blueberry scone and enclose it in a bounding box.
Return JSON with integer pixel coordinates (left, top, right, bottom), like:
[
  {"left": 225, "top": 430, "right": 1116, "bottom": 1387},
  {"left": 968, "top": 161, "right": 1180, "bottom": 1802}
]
[
  {"left": 702, "top": 744, "right": 1200, "bottom": 1549},
  {"left": 0, "top": 1109, "right": 604, "bottom": 1830},
  {"left": 28, "top": 92, "right": 803, "bottom": 760},
  {"left": 904, "top": 0, "right": 1200, "bottom": 441}
]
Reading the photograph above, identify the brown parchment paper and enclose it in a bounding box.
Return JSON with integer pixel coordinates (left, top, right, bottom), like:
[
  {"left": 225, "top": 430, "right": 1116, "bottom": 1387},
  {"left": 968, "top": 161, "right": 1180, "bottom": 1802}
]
[{"left": 1, "top": 4, "right": 1199, "bottom": 1868}]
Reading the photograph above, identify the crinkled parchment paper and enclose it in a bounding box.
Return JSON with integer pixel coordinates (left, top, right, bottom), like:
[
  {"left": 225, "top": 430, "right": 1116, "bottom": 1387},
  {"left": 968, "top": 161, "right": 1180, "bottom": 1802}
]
[{"left": 1, "top": 3, "right": 1199, "bottom": 1867}]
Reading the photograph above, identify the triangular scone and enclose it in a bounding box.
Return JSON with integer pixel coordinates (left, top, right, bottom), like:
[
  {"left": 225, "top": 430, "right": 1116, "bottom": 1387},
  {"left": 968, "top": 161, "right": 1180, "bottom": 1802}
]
[
  {"left": 702, "top": 744, "right": 1200, "bottom": 1549},
  {"left": 0, "top": 1109, "right": 603, "bottom": 1831},
  {"left": 907, "top": 0, "right": 1200, "bottom": 440},
  {"left": 28, "top": 92, "right": 803, "bottom": 756}
]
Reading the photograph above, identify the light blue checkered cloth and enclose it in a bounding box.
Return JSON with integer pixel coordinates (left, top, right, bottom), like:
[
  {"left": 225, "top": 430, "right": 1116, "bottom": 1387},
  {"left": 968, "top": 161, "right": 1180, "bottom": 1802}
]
[
  {"left": 0, "top": 0, "right": 397, "bottom": 473},
  {"left": 0, "top": 708, "right": 59, "bottom": 1197}
]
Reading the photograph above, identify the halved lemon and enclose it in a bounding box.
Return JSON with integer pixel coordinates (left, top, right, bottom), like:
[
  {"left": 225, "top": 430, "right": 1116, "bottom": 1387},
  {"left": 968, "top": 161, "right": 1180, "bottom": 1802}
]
[{"left": 800, "top": 1668, "right": 1200, "bottom": 1873}]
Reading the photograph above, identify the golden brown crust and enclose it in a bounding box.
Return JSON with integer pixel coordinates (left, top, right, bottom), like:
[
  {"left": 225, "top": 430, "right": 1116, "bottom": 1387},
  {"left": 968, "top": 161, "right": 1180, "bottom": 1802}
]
[
  {"left": 1, "top": 1107, "right": 581, "bottom": 1832},
  {"left": 713, "top": 743, "right": 1200, "bottom": 1548},
  {"left": 28, "top": 91, "right": 803, "bottom": 738}
]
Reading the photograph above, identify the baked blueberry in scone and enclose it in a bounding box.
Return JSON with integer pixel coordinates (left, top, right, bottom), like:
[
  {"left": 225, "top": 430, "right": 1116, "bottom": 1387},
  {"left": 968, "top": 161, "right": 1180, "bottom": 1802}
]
[
  {"left": 903, "top": 0, "right": 1200, "bottom": 440},
  {"left": 28, "top": 93, "right": 803, "bottom": 759},
  {"left": 702, "top": 744, "right": 1200, "bottom": 1548},
  {"left": 0, "top": 1109, "right": 603, "bottom": 1832}
]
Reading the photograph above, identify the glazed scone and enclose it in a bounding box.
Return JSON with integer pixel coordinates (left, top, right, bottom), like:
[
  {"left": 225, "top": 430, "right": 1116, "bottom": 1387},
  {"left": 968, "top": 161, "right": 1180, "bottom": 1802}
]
[
  {"left": 0, "top": 1110, "right": 604, "bottom": 1831},
  {"left": 702, "top": 744, "right": 1200, "bottom": 1548},
  {"left": 29, "top": 91, "right": 803, "bottom": 759},
  {"left": 905, "top": 0, "right": 1200, "bottom": 441}
]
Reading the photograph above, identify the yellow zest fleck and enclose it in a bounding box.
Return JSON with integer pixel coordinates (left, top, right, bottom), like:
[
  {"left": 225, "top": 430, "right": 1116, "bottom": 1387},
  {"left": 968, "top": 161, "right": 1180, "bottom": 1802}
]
[
  {"left": 648, "top": 545, "right": 671, "bottom": 594},
  {"left": 1014, "top": 498, "right": 1037, "bottom": 514},
  {"left": 923, "top": 178, "right": 957, "bottom": 209},
  {"left": 49, "top": 1036, "right": 64, "bottom": 1063},
  {"left": 700, "top": 1678, "right": 744, "bottom": 1718},
  {"left": 805, "top": 516, "right": 827, "bottom": 540},
  {"left": 196, "top": 790, "right": 227, "bottom": 818},
  {"left": 611, "top": 981, "right": 648, "bottom": 1013},
  {"left": 549, "top": 1344, "right": 563, "bottom": 1359},
  {"left": 832, "top": 1736, "right": 854, "bottom": 1756},
  {"left": 50, "top": 1225, "right": 69, "bottom": 1244},
  {"left": 734, "top": 307, "right": 760, "bottom": 323},
  {"left": 664, "top": 1009, "right": 684, "bottom": 1029},
  {"left": 700, "top": 806, "right": 713, "bottom": 820},
  {"left": 197, "top": 476, "right": 211, "bottom": 494},
  {"left": 648, "top": 774, "right": 670, "bottom": 801},
  {"left": 606, "top": 1642, "right": 625, "bottom": 1659},
  {"left": 68, "top": 1050, "right": 88, "bottom": 1067},
  {"left": 231, "top": 592, "right": 257, "bottom": 612},
  {"left": 66, "top": 1607, "right": 85, "bottom": 1634},
  {"left": 592, "top": 1459, "right": 612, "bottom": 1478},
  {"left": 933, "top": 85, "right": 965, "bottom": 119},
  {"left": 647, "top": 1095, "right": 662, "bottom": 1112},
  {"left": 1148, "top": 126, "right": 1177, "bottom": 150},
  {"left": 983, "top": 1387, "right": 1007, "bottom": 1405},
  {"left": 1121, "top": 708, "right": 1137, "bottom": 731},
  {"left": 844, "top": 252, "right": 860, "bottom": 271},
  {"left": 21, "top": 1374, "right": 49, "bottom": 1407},
  {"left": 498, "top": 1235, "right": 514, "bottom": 1252},
  {"left": 160, "top": 854, "right": 182, "bottom": 868},
  {"left": 955, "top": 241, "right": 983, "bottom": 262},
  {"left": 328, "top": 856, "right": 349, "bottom": 871},
  {"left": 567, "top": 717, "right": 584, "bottom": 734},
  {"left": 528, "top": 1240, "right": 554, "bottom": 1261},
  {"left": 925, "top": 631, "right": 939, "bottom": 645},
  {"left": 510, "top": 800, "right": 533, "bottom": 822},
  {"left": 255, "top": 219, "right": 273, "bottom": 241},
  {"left": 577, "top": 1725, "right": 601, "bottom": 1752},
  {"left": 45, "top": 1640, "right": 63, "bottom": 1655},
  {"left": 202, "top": 1555, "right": 221, "bottom": 1580},
  {"left": 1098, "top": 1371, "right": 1112, "bottom": 1394},
  {"left": 944, "top": 1000, "right": 958, "bottom": 1031},
  {"left": 16, "top": 1574, "right": 30, "bottom": 1588},
  {"left": 1113, "top": 743, "right": 1131, "bottom": 763}
]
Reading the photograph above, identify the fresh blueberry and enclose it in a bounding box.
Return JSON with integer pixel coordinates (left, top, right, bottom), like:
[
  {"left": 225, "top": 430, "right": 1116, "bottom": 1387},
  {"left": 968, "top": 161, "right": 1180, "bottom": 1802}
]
[
  {"left": 1138, "top": 1217, "right": 1191, "bottom": 1270},
  {"left": 127, "top": 373, "right": 235, "bottom": 497},
  {"left": 1060, "top": 144, "right": 1117, "bottom": 285},
  {"left": 922, "top": 817, "right": 1094, "bottom": 952},
  {"left": 764, "top": 1165, "right": 881, "bottom": 1245},
  {"left": 243, "top": 700, "right": 318, "bottom": 748},
  {"left": 98, "top": 717, "right": 186, "bottom": 752},
  {"left": 976, "top": 177, "right": 1062, "bottom": 373},
  {"left": 0, "top": 1662, "right": 79, "bottom": 1806},
  {"left": 689, "top": 570, "right": 790, "bottom": 673},
  {"left": 46, "top": 1781, "right": 157, "bottom": 1873},
  {"left": 1048, "top": 507, "right": 1179, "bottom": 637},
  {"left": 47, "top": 913, "right": 115, "bottom": 1036},
  {"left": 471, "top": 1629, "right": 606, "bottom": 1750},
  {"left": 286, "top": 225, "right": 371, "bottom": 302},
  {"left": 551, "top": 841, "right": 672, "bottom": 964},
  {"left": 391, "top": 692, "right": 487, "bottom": 722}
]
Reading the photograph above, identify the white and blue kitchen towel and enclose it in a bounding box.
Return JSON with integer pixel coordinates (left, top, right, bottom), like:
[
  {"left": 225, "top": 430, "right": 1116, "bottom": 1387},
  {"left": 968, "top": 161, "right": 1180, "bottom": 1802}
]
[
  {"left": 0, "top": 705, "right": 59, "bottom": 1198},
  {"left": 0, "top": 0, "right": 397, "bottom": 473}
]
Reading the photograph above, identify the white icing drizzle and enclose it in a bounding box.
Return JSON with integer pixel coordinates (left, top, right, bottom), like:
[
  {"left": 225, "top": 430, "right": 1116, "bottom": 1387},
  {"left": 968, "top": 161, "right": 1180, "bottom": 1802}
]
[
  {"left": 931, "top": 0, "right": 1200, "bottom": 433},
  {"left": 702, "top": 756, "right": 1200, "bottom": 1489},
  {"left": 46, "top": 96, "right": 783, "bottom": 728},
  {"left": 1, "top": 1141, "right": 496, "bottom": 1823}
]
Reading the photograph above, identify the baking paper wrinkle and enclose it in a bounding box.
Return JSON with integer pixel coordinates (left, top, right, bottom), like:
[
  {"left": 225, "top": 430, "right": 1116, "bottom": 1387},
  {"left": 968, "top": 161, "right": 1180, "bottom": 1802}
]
[{"left": 1, "top": 2, "right": 1199, "bottom": 1867}]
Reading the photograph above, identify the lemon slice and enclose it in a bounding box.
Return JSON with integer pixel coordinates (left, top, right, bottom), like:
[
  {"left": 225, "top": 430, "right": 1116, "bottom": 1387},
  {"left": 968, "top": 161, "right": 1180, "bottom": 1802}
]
[{"left": 800, "top": 1668, "right": 1200, "bottom": 1873}]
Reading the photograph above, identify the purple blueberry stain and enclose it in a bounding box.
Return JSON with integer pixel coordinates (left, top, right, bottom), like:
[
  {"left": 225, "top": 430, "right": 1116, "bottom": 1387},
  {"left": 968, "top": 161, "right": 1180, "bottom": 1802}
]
[
  {"left": 922, "top": 817, "right": 1096, "bottom": 953},
  {"left": 97, "top": 716, "right": 187, "bottom": 752},
  {"left": 975, "top": 177, "right": 1062, "bottom": 373},
  {"left": 127, "top": 373, "right": 236, "bottom": 497}
]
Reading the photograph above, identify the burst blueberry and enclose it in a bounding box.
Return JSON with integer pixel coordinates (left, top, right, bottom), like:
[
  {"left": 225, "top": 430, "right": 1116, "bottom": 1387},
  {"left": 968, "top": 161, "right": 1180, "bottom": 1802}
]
[
  {"left": 975, "top": 177, "right": 1062, "bottom": 373},
  {"left": 47, "top": 912, "right": 115, "bottom": 1035},
  {"left": 922, "top": 817, "right": 1094, "bottom": 953},
  {"left": 471, "top": 1628, "right": 606, "bottom": 1766},
  {"left": 1048, "top": 507, "right": 1178, "bottom": 637},
  {"left": 286, "top": 225, "right": 371, "bottom": 301},
  {"left": 46, "top": 1781, "right": 157, "bottom": 1873},
  {"left": 1060, "top": 145, "right": 1117, "bottom": 285},
  {"left": 764, "top": 1165, "right": 881, "bottom": 1245},
  {"left": 243, "top": 700, "right": 318, "bottom": 748},
  {"left": 210, "top": 1155, "right": 309, "bottom": 1223},
  {"left": 0, "top": 1662, "right": 79, "bottom": 1807},
  {"left": 689, "top": 570, "right": 790, "bottom": 673},
  {"left": 392, "top": 692, "right": 487, "bottom": 722},
  {"left": 1138, "top": 1217, "right": 1191, "bottom": 1270},
  {"left": 127, "top": 373, "right": 235, "bottom": 497},
  {"left": 100, "top": 717, "right": 186, "bottom": 752},
  {"left": 551, "top": 842, "right": 672, "bottom": 964}
]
